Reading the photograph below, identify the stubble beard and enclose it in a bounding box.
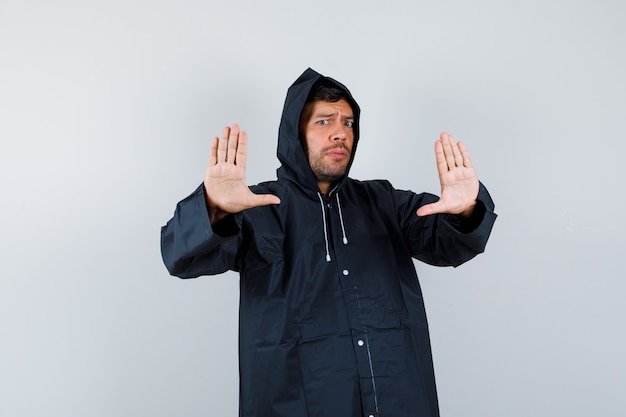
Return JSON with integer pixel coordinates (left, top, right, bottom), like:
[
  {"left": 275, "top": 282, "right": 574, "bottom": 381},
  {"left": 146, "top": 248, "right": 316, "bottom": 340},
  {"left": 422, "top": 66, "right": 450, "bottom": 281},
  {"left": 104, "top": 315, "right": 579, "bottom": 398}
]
[{"left": 309, "top": 146, "right": 351, "bottom": 184}]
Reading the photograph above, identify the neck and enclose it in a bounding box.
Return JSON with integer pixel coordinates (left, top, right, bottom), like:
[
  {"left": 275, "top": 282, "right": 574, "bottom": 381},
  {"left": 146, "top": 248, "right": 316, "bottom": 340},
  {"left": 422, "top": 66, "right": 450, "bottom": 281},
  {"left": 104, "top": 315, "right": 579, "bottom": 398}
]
[{"left": 317, "top": 181, "right": 331, "bottom": 195}]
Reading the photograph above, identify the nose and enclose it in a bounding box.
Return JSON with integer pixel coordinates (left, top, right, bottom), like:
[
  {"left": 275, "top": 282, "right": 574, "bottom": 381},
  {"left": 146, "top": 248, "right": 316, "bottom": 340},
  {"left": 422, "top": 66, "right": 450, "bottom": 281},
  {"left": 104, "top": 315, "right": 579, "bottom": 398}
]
[{"left": 331, "top": 124, "right": 347, "bottom": 141}]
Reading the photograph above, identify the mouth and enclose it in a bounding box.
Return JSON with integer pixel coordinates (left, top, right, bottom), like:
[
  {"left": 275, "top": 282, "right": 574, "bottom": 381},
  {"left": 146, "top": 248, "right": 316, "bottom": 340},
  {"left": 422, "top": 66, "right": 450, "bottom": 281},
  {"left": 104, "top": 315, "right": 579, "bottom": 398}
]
[{"left": 324, "top": 147, "right": 348, "bottom": 159}]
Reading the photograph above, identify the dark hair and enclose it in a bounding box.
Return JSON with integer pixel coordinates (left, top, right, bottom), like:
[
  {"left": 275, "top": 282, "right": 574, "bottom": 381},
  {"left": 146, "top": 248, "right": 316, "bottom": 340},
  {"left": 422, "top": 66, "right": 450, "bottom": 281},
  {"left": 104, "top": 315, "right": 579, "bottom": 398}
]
[
  {"left": 299, "top": 78, "right": 359, "bottom": 142},
  {"left": 305, "top": 79, "right": 350, "bottom": 104}
]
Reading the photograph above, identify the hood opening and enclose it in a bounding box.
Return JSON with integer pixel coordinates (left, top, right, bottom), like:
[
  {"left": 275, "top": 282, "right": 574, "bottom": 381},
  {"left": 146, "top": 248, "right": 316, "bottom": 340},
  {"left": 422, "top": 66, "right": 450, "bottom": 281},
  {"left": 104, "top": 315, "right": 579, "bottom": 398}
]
[{"left": 276, "top": 68, "right": 361, "bottom": 197}]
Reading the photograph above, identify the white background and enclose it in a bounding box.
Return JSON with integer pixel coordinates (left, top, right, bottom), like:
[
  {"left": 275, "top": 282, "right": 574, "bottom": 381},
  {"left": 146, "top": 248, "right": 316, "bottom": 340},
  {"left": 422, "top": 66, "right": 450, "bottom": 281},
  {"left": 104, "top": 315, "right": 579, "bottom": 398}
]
[{"left": 1, "top": 0, "right": 625, "bottom": 416}]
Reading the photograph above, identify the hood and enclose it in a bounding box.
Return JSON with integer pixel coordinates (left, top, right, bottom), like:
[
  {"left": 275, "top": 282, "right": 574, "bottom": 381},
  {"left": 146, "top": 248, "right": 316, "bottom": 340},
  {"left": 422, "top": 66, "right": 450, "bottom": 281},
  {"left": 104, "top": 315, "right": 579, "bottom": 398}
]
[{"left": 276, "top": 68, "right": 361, "bottom": 196}]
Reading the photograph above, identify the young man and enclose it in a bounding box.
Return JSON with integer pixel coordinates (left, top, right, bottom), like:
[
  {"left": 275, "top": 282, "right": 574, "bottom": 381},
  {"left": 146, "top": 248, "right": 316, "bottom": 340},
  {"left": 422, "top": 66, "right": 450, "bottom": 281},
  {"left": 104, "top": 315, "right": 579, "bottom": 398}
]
[{"left": 161, "top": 68, "right": 497, "bottom": 417}]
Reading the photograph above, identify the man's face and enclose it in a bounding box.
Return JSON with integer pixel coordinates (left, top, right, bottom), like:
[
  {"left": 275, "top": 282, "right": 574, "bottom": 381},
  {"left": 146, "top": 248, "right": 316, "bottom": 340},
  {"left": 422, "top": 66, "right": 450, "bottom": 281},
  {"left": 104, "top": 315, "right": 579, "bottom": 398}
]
[{"left": 300, "top": 99, "right": 355, "bottom": 192}]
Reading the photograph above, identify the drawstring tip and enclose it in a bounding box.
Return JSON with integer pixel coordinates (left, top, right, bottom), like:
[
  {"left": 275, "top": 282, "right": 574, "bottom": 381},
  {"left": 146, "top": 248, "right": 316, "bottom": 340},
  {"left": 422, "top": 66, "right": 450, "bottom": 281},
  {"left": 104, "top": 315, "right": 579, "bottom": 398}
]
[
  {"left": 326, "top": 254, "right": 331, "bottom": 262},
  {"left": 343, "top": 237, "right": 348, "bottom": 245}
]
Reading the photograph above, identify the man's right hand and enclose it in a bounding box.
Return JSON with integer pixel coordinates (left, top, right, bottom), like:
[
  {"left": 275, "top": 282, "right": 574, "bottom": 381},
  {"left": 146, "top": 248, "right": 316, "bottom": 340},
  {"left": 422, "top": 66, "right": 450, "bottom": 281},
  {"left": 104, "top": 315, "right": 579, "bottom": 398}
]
[{"left": 204, "top": 123, "right": 281, "bottom": 225}]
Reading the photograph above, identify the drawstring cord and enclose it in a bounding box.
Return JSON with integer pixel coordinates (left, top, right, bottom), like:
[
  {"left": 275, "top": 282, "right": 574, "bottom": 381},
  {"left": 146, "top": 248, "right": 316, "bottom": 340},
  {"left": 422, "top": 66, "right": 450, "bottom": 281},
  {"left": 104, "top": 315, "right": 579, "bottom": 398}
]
[
  {"left": 317, "top": 193, "right": 332, "bottom": 262},
  {"left": 336, "top": 193, "right": 348, "bottom": 244},
  {"left": 317, "top": 192, "right": 349, "bottom": 262}
]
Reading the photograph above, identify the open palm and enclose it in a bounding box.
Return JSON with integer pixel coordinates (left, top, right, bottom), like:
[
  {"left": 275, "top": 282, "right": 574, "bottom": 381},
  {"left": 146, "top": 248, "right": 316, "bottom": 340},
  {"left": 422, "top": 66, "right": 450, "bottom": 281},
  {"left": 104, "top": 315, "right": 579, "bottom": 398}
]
[
  {"left": 416, "top": 132, "right": 479, "bottom": 217},
  {"left": 204, "top": 124, "right": 280, "bottom": 224}
]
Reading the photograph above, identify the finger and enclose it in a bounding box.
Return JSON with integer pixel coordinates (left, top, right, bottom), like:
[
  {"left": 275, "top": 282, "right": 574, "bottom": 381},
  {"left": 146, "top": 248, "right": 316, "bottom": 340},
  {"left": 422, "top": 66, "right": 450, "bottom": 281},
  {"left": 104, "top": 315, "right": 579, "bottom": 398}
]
[
  {"left": 458, "top": 141, "right": 473, "bottom": 168},
  {"left": 217, "top": 126, "right": 230, "bottom": 163},
  {"left": 440, "top": 132, "right": 456, "bottom": 170},
  {"left": 227, "top": 123, "right": 240, "bottom": 163},
  {"left": 247, "top": 193, "right": 281, "bottom": 208},
  {"left": 448, "top": 134, "right": 464, "bottom": 167},
  {"left": 208, "top": 136, "right": 219, "bottom": 166},
  {"left": 236, "top": 130, "right": 248, "bottom": 169},
  {"left": 434, "top": 140, "right": 448, "bottom": 177}
]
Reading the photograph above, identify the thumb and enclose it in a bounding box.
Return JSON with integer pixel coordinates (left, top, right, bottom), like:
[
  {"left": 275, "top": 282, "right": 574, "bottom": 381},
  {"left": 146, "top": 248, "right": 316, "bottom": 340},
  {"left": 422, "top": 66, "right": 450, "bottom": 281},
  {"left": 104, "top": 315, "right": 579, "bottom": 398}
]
[
  {"left": 416, "top": 201, "right": 444, "bottom": 217},
  {"left": 248, "top": 193, "right": 281, "bottom": 208}
]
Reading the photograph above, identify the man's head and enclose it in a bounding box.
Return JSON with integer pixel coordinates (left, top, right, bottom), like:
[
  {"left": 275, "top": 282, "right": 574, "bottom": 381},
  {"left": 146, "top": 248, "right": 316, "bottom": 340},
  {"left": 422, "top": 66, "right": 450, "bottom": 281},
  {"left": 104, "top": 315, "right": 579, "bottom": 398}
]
[{"left": 299, "top": 80, "right": 357, "bottom": 194}]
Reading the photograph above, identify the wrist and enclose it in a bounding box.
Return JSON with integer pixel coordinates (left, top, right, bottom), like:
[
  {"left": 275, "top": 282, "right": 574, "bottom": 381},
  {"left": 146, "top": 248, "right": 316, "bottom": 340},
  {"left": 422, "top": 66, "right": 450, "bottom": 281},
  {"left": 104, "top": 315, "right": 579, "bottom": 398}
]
[
  {"left": 208, "top": 207, "right": 228, "bottom": 225},
  {"left": 204, "top": 188, "right": 228, "bottom": 225},
  {"left": 459, "top": 201, "right": 477, "bottom": 218}
]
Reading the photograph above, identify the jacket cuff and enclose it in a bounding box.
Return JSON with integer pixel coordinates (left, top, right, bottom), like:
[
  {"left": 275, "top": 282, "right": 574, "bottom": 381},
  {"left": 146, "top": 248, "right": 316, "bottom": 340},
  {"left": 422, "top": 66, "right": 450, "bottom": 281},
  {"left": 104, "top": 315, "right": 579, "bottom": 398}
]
[
  {"left": 212, "top": 213, "right": 240, "bottom": 237},
  {"left": 197, "top": 183, "right": 241, "bottom": 238}
]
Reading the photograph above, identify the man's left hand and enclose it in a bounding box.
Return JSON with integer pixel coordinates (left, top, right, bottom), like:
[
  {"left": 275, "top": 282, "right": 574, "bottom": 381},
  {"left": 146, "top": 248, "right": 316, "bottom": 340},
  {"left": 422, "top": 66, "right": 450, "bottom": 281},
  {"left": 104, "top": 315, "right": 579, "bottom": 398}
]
[{"left": 416, "top": 132, "right": 479, "bottom": 218}]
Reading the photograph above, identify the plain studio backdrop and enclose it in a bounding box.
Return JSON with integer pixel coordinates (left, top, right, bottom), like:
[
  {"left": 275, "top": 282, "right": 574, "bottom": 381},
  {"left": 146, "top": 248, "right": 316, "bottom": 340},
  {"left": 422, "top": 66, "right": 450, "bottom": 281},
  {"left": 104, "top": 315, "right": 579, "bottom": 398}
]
[{"left": 1, "top": 0, "right": 624, "bottom": 416}]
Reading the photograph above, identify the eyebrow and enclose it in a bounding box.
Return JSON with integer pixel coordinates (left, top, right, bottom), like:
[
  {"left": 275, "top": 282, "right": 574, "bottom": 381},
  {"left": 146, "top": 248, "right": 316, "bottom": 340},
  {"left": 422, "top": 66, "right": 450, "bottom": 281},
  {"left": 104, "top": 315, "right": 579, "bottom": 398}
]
[{"left": 313, "top": 112, "right": 354, "bottom": 119}]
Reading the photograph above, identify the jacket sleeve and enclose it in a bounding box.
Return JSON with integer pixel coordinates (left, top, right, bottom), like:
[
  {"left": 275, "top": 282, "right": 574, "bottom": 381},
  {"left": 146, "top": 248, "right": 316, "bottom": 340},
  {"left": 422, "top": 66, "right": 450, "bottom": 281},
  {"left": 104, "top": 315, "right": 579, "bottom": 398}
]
[
  {"left": 397, "top": 182, "right": 497, "bottom": 267},
  {"left": 160, "top": 184, "right": 242, "bottom": 278}
]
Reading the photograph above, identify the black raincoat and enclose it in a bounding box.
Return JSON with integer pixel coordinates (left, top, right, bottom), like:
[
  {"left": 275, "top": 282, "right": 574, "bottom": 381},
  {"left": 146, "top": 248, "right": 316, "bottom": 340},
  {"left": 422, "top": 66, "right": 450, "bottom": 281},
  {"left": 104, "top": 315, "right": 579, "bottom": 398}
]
[{"left": 161, "top": 68, "right": 497, "bottom": 417}]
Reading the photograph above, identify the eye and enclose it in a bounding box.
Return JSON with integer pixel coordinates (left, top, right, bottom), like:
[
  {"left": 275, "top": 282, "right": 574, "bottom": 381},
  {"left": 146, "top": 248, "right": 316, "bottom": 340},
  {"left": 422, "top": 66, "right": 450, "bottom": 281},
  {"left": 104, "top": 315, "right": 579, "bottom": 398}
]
[
  {"left": 317, "top": 119, "right": 329, "bottom": 126},
  {"left": 345, "top": 121, "right": 354, "bottom": 128}
]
